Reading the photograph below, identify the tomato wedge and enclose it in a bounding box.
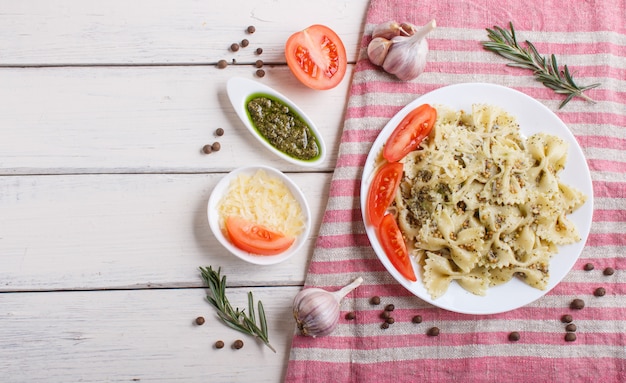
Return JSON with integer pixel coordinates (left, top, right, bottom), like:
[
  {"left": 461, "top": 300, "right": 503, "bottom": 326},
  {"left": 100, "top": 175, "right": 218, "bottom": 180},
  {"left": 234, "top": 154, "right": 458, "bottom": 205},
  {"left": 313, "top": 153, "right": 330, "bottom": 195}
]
[
  {"left": 366, "top": 162, "right": 403, "bottom": 227},
  {"left": 383, "top": 104, "right": 437, "bottom": 163},
  {"left": 225, "top": 216, "right": 295, "bottom": 256},
  {"left": 377, "top": 214, "right": 416, "bottom": 282},
  {"left": 285, "top": 24, "right": 347, "bottom": 90}
]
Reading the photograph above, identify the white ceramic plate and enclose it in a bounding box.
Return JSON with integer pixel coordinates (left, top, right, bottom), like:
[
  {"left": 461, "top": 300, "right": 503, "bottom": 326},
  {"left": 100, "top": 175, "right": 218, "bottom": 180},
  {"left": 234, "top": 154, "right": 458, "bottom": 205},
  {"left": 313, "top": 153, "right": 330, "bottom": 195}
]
[
  {"left": 360, "top": 83, "right": 594, "bottom": 314},
  {"left": 227, "top": 77, "right": 326, "bottom": 167},
  {"left": 208, "top": 165, "right": 312, "bottom": 265}
]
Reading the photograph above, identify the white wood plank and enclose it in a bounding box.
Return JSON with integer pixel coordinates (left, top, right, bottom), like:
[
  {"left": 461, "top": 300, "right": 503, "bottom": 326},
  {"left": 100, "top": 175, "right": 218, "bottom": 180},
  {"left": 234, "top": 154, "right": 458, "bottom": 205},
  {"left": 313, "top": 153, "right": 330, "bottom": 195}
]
[
  {"left": 0, "top": 1, "right": 374, "bottom": 381},
  {"left": 1, "top": 172, "right": 331, "bottom": 291},
  {"left": 0, "top": 65, "right": 353, "bottom": 174},
  {"left": 0, "top": 286, "right": 300, "bottom": 383},
  {"left": 0, "top": 0, "right": 368, "bottom": 65}
]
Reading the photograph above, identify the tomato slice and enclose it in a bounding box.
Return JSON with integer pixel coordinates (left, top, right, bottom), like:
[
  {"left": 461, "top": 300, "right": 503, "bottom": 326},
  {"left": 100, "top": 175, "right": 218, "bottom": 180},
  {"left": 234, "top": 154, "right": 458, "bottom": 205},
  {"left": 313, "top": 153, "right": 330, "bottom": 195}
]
[
  {"left": 366, "top": 162, "right": 403, "bottom": 227},
  {"left": 377, "top": 214, "right": 416, "bottom": 282},
  {"left": 383, "top": 104, "right": 437, "bottom": 163},
  {"left": 225, "top": 216, "right": 295, "bottom": 256},
  {"left": 285, "top": 24, "right": 347, "bottom": 90}
]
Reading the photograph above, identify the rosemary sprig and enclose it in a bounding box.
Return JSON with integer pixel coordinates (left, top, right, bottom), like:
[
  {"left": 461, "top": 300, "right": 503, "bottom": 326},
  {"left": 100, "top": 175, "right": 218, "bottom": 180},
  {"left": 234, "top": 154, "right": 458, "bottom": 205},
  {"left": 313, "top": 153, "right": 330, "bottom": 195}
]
[
  {"left": 482, "top": 22, "right": 600, "bottom": 109},
  {"left": 199, "top": 266, "right": 276, "bottom": 353}
]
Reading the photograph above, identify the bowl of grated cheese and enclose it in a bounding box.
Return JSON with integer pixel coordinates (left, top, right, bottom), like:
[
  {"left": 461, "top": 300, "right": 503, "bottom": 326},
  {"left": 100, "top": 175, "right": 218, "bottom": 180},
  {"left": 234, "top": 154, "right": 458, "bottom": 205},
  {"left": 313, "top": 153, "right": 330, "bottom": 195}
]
[{"left": 207, "top": 165, "right": 311, "bottom": 265}]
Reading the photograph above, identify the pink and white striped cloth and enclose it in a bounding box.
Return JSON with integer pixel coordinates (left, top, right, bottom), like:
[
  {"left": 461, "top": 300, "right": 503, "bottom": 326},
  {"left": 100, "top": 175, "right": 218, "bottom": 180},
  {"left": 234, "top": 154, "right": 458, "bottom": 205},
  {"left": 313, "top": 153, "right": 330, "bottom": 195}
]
[{"left": 285, "top": 0, "right": 625, "bottom": 381}]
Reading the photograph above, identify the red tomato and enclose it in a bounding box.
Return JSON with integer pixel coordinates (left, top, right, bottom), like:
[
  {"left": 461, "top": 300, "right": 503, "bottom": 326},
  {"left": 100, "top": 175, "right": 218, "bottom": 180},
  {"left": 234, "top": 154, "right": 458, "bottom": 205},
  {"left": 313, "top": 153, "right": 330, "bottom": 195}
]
[
  {"left": 377, "top": 214, "right": 416, "bottom": 282},
  {"left": 285, "top": 24, "right": 347, "bottom": 90},
  {"left": 225, "top": 216, "right": 295, "bottom": 256},
  {"left": 383, "top": 104, "right": 437, "bottom": 163},
  {"left": 366, "top": 162, "right": 404, "bottom": 227}
]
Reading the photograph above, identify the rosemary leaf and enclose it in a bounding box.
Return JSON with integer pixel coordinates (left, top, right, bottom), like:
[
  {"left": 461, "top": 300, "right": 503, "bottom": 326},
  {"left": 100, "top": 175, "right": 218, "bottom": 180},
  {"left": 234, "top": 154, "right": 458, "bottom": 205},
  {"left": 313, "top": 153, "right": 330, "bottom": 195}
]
[
  {"left": 550, "top": 55, "right": 561, "bottom": 79},
  {"left": 248, "top": 291, "right": 256, "bottom": 324},
  {"left": 564, "top": 65, "right": 577, "bottom": 87},
  {"left": 258, "top": 301, "right": 268, "bottom": 338},
  {"left": 199, "top": 266, "right": 276, "bottom": 353},
  {"left": 561, "top": 93, "right": 577, "bottom": 110},
  {"left": 482, "top": 22, "right": 600, "bottom": 108}
]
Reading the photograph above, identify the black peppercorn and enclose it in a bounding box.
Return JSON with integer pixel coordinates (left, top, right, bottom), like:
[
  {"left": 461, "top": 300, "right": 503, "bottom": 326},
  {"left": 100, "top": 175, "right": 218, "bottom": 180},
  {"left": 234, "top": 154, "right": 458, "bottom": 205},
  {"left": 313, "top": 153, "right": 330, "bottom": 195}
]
[
  {"left": 570, "top": 299, "right": 585, "bottom": 310},
  {"left": 508, "top": 331, "right": 520, "bottom": 341},
  {"left": 565, "top": 333, "right": 577, "bottom": 342},
  {"left": 217, "top": 59, "right": 228, "bottom": 69}
]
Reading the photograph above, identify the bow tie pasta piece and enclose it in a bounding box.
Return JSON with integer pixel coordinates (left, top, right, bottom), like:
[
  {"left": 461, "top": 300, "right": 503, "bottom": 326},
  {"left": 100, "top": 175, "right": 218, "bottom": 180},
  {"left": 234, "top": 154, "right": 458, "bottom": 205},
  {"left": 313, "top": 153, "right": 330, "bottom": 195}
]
[
  {"left": 424, "top": 252, "right": 490, "bottom": 299},
  {"left": 490, "top": 263, "right": 549, "bottom": 290},
  {"left": 527, "top": 133, "right": 568, "bottom": 173},
  {"left": 533, "top": 194, "right": 583, "bottom": 245}
]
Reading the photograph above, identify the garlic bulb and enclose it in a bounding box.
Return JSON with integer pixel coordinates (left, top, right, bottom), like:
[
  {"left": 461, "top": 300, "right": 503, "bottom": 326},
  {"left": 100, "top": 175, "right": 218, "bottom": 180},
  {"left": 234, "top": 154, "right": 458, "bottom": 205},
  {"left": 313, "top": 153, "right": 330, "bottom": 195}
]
[
  {"left": 293, "top": 277, "right": 363, "bottom": 337},
  {"left": 368, "top": 19, "right": 436, "bottom": 81}
]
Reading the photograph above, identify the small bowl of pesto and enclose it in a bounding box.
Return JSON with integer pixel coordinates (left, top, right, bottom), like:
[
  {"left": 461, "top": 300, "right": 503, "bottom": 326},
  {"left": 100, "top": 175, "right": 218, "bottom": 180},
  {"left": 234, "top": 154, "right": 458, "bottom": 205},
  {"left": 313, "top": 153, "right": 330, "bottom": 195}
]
[{"left": 226, "top": 77, "right": 326, "bottom": 167}]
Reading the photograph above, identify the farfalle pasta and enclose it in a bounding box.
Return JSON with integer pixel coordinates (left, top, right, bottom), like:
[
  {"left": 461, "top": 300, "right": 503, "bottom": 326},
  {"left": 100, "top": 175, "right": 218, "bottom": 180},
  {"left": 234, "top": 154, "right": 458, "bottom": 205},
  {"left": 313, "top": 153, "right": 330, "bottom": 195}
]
[{"left": 392, "top": 104, "right": 587, "bottom": 299}]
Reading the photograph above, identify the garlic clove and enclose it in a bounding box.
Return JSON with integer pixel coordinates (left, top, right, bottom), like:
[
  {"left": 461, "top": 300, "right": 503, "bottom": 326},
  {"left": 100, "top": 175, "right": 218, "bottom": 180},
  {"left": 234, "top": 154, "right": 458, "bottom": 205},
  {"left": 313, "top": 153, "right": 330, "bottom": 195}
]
[
  {"left": 372, "top": 21, "right": 417, "bottom": 41},
  {"left": 400, "top": 22, "right": 418, "bottom": 36},
  {"left": 372, "top": 21, "right": 404, "bottom": 40},
  {"left": 382, "top": 19, "right": 436, "bottom": 81},
  {"left": 367, "top": 37, "right": 393, "bottom": 67},
  {"left": 292, "top": 277, "right": 363, "bottom": 337}
]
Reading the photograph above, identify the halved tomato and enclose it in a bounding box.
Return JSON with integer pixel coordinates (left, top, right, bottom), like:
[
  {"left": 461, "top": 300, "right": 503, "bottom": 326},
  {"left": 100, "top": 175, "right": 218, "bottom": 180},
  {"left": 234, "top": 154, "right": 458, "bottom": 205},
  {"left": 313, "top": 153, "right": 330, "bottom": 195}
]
[
  {"left": 383, "top": 104, "right": 437, "bottom": 163},
  {"left": 285, "top": 24, "right": 347, "bottom": 90},
  {"left": 377, "top": 214, "right": 416, "bottom": 282},
  {"left": 225, "top": 216, "right": 295, "bottom": 256},
  {"left": 366, "top": 161, "right": 403, "bottom": 227}
]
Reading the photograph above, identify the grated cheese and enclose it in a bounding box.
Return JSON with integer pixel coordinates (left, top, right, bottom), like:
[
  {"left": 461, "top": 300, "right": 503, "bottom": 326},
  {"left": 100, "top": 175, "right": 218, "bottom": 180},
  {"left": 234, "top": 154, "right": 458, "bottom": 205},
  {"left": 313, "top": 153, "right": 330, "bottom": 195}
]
[{"left": 217, "top": 169, "right": 305, "bottom": 237}]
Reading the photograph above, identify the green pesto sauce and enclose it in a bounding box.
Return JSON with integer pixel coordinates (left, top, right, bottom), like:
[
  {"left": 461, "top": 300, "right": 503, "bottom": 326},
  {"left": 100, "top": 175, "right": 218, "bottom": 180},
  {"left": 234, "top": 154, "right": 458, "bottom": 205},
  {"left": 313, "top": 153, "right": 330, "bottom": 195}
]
[{"left": 246, "top": 94, "right": 320, "bottom": 161}]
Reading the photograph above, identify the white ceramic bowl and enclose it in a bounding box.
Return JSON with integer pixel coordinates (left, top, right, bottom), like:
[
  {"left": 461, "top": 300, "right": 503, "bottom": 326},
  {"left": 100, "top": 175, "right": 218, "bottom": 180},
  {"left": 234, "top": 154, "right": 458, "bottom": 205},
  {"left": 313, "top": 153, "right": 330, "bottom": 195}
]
[
  {"left": 360, "top": 83, "right": 594, "bottom": 315},
  {"left": 226, "top": 77, "right": 326, "bottom": 167},
  {"left": 207, "top": 165, "right": 312, "bottom": 265}
]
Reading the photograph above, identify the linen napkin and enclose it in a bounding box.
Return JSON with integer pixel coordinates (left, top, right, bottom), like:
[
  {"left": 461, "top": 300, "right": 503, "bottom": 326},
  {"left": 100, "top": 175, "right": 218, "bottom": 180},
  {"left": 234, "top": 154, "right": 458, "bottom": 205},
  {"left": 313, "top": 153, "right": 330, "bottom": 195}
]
[{"left": 286, "top": 0, "right": 626, "bottom": 382}]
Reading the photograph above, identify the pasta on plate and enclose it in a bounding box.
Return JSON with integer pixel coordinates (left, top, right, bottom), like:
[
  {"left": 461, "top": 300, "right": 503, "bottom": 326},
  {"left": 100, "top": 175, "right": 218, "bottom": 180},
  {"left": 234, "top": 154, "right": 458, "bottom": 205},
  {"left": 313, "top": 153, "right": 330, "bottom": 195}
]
[{"left": 391, "top": 104, "right": 587, "bottom": 299}]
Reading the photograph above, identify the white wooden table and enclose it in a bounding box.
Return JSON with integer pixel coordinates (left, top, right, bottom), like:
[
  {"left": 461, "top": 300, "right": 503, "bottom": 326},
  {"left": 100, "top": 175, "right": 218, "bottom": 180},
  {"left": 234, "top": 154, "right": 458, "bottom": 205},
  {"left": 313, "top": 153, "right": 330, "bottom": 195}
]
[{"left": 0, "top": 1, "right": 368, "bottom": 381}]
